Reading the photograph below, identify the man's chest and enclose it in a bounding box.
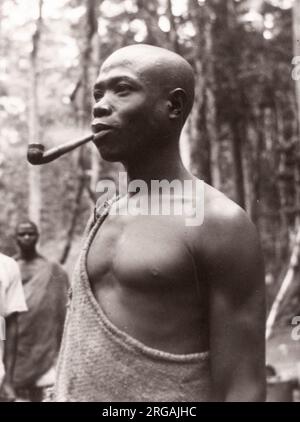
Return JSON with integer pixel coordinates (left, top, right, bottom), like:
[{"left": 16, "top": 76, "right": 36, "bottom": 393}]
[
  {"left": 17, "top": 259, "right": 43, "bottom": 284},
  {"left": 87, "top": 213, "right": 198, "bottom": 290}
]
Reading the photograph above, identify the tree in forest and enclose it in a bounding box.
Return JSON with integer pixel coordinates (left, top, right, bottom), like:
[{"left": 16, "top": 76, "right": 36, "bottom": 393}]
[{"left": 28, "top": 0, "right": 43, "bottom": 226}]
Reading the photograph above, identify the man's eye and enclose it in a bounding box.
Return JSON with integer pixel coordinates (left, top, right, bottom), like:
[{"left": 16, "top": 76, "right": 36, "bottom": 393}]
[
  {"left": 115, "top": 84, "right": 131, "bottom": 94},
  {"left": 94, "top": 90, "right": 104, "bottom": 101}
]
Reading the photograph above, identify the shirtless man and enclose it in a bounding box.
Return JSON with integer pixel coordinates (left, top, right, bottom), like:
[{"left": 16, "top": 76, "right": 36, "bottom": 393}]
[{"left": 54, "top": 44, "right": 266, "bottom": 402}]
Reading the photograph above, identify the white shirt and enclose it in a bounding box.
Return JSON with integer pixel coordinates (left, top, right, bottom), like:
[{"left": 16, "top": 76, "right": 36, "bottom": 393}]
[{"left": 0, "top": 253, "right": 27, "bottom": 385}]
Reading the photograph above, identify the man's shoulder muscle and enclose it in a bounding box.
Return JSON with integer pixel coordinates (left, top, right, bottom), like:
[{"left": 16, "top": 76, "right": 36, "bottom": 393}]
[{"left": 194, "top": 184, "right": 263, "bottom": 284}]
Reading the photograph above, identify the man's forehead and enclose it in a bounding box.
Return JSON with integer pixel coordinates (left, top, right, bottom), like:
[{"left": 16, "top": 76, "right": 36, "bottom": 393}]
[
  {"left": 101, "top": 48, "right": 150, "bottom": 70},
  {"left": 98, "top": 52, "right": 163, "bottom": 82},
  {"left": 97, "top": 54, "right": 154, "bottom": 81},
  {"left": 95, "top": 64, "right": 141, "bottom": 84},
  {"left": 17, "top": 223, "right": 37, "bottom": 233},
  {"left": 101, "top": 55, "right": 136, "bottom": 71}
]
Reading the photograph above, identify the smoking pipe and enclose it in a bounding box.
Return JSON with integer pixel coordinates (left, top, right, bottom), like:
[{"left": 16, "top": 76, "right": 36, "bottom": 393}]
[{"left": 27, "top": 134, "right": 94, "bottom": 165}]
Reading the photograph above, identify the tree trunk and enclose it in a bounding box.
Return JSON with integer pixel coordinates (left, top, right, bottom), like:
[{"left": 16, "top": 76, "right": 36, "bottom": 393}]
[
  {"left": 88, "top": 0, "right": 101, "bottom": 194},
  {"left": 28, "top": 0, "right": 43, "bottom": 225},
  {"left": 187, "top": 66, "right": 211, "bottom": 182},
  {"left": 166, "top": 0, "right": 180, "bottom": 54},
  {"left": 276, "top": 100, "right": 291, "bottom": 237},
  {"left": 293, "top": 1, "right": 300, "bottom": 222},
  {"left": 293, "top": 0, "right": 300, "bottom": 127},
  {"left": 78, "top": 0, "right": 100, "bottom": 196},
  {"left": 203, "top": 3, "right": 220, "bottom": 189},
  {"left": 136, "top": 0, "right": 162, "bottom": 45},
  {"left": 244, "top": 116, "right": 260, "bottom": 222},
  {"left": 60, "top": 174, "right": 86, "bottom": 264},
  {"left": 80, "top": 0, "right": 99, "bottom": 124},
  {"left": 187, "top": 0, "right": 211, "bottom": 183},
  {"left": 230, "top": 118, "right": 246, "bottom": 208}
]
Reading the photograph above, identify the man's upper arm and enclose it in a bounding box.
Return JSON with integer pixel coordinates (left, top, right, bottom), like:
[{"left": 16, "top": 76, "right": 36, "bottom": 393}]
[
  {"left": 5, "top": 260, "right": 27, "bottom": 317},
  {"left": 203, "top": 207, "right": 266, "bottom": 401}
]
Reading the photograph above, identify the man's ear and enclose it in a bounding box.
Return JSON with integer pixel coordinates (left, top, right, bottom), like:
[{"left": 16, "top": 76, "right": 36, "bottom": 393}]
[{"left": 167, "top": 88, "right": 187, "bottom": 120}]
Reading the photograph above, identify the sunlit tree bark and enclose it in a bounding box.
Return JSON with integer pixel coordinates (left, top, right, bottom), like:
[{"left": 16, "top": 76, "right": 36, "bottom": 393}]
[
  {"left": 293, "top": 0, "right": 300, "bottom": 221},
  {"left": 28, "top": 0, "right": 43, "bottom": 225},
  {"left": 166, "top": 0, "right": 180, "bottom": 54}
]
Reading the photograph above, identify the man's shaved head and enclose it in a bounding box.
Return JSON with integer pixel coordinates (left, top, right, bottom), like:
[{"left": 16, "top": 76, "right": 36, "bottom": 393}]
[{"left": 101, "top": 44, "right": 195, "bottom": 125}]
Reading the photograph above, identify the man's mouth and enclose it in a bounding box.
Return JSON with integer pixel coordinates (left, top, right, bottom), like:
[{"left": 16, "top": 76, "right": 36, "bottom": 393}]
[{"left": 91, "top": 121, "right": 114, "bottom": 135}]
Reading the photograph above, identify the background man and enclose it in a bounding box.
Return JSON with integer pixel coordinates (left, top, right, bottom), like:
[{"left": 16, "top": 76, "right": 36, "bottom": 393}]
[
  {"left": 0, "top": 252, "right": 27, "bottom": 401},
  {"left": 13, "top": 220, "right": 68, "bottom": 402},
  {"left": 55, "top": 44, "right": 266, "bottom": 402}
]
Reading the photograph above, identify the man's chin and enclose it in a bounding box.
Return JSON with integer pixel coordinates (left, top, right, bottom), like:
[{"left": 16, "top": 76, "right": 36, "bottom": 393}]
[{"left": 97, "top": 147, "right": 123, "bottom": 163}]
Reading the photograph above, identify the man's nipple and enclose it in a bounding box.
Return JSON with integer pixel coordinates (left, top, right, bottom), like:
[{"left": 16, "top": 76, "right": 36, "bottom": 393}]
[{"left": 150, "top": 267, "right": 160, "bottom": 278}]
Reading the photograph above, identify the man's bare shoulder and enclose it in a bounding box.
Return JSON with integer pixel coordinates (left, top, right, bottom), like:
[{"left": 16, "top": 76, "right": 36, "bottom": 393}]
[
  {"left": 195, "top": 182, "right": 261, "bottom": 264},
  {"left": 191, "top": 182, "right": 265, "bottom": 307},
  {"left": 203, "top": 182, "right": 250, "bottom": 228}
]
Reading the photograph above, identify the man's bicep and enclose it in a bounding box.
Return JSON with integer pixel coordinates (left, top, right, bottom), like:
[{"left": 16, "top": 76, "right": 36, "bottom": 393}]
[
  {"left": 209, "top": 283, "right": 266, "bottom": 400},
  {"left": 207, "top": 216, "right": 266, "bottom": 401}
]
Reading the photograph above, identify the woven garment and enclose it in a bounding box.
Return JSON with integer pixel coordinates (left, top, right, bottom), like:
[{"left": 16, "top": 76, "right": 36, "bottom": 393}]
[{"left": 54, "top": 199, "right": 212, "bottom": 402}]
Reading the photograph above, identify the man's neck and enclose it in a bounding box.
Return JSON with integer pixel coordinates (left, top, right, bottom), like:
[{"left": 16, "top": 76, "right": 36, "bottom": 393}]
[
  {"left": 124, "top": 144, "right": 192, "bottom": 187},
  {"left": 18, "top": 249, "right": 39, "bottom": 262}
]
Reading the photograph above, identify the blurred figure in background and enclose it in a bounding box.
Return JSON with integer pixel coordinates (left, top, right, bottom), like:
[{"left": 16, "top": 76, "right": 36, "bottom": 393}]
[
  {"left": 13, "top": 220, "right": 68, "bottom": 402},
  {"left": 0, "top": 252, "right": 27, "bottom": 401}
]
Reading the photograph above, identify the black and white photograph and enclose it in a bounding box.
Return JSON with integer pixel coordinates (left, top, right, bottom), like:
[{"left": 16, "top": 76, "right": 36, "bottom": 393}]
[{"left": 0, "top": 0, "right": 300, "bottom": 405}]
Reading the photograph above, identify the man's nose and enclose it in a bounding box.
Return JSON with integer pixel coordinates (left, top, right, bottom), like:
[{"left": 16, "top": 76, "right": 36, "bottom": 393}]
[{"left": 93, "top": 97, "right": 112, "bottom": 117}]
